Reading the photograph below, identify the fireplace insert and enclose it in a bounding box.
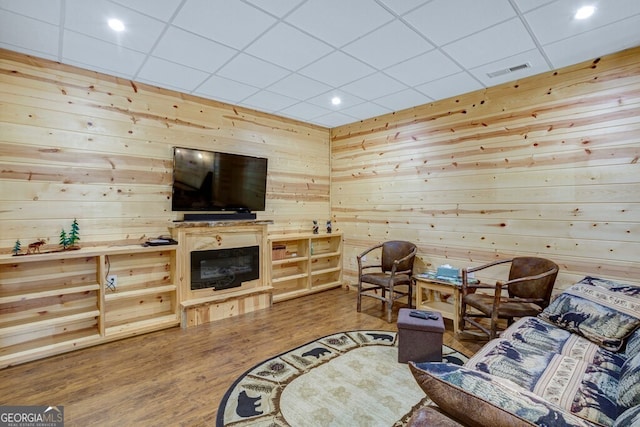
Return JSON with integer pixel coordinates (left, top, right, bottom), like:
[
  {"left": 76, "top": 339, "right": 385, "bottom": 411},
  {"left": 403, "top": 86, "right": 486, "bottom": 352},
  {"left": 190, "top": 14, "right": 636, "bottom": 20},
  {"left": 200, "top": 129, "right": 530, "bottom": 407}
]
[{"left": 190, "top": 246, "right": 259, "bottom": 291}]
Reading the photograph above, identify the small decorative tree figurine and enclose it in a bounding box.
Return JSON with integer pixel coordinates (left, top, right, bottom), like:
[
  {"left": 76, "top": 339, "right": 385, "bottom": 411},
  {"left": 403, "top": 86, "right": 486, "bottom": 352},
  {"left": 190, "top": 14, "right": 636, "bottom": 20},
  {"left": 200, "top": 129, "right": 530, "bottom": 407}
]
[
  {"left": 68, "top": 218, "right": 80, "bottom": 248},
  {"left": 59, "top": 229, "right": 69, "bottom": 250},
  {"left": 12, "top": 239, "right": 21, "bottom": 256}
]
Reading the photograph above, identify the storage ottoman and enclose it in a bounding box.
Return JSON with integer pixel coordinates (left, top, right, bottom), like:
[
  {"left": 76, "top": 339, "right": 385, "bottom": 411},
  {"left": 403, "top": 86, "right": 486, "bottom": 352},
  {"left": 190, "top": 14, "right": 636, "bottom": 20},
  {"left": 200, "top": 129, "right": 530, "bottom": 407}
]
[{"left": 397, "top": 308, "right": 444, "bottom": 363}]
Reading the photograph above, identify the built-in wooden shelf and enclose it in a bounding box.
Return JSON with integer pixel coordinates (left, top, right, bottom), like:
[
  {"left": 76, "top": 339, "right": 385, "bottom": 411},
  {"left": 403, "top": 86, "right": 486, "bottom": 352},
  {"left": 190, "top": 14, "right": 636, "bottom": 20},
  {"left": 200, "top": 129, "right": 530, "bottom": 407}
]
[
  {"left": 0, "top": 244, "right": 180, "bottom": 369},
  {"left": 269, "top": 233, "right": 343, "bottom": 303}
]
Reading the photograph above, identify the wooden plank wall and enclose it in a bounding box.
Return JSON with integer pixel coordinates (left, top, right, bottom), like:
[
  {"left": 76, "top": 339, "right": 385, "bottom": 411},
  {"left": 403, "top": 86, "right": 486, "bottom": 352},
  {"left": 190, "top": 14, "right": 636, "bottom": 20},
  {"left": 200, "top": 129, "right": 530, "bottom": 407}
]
[
  {"left": 331, "top": 47, "right": 640, "bottom": 291},
  {"left": 0, "top": 49, "right": 330, "bottom": 253}
]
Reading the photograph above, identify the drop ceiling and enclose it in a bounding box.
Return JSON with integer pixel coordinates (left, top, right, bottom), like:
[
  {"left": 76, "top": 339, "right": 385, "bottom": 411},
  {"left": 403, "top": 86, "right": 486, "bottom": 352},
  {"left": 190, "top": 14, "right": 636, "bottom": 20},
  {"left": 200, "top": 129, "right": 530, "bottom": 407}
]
[{"left": 1, "top": 0, "right": 640, "bottom": 128}]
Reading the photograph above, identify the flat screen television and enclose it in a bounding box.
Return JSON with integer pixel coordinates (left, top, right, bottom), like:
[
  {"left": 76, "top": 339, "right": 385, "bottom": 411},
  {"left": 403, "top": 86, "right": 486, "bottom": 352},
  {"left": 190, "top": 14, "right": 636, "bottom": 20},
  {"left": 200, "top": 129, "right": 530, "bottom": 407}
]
[{"left": 172, "top": 147, "right": 268, "bottom": 213}]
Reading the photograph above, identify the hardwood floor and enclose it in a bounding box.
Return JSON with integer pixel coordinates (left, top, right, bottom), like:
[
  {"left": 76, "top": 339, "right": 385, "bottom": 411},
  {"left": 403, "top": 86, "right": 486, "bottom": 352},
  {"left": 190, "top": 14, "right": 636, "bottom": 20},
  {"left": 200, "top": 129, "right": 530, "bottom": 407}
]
[{"left": 0, "top": 287, "right": 484, "bottom": 426}]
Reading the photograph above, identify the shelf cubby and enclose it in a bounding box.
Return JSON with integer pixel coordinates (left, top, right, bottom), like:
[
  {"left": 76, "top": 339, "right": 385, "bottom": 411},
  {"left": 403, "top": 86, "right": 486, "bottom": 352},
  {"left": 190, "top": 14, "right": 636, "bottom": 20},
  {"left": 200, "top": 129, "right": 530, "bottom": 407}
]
[
  {"left": 269, "top": 233, "right": 343, "bottom": 302},
  {"left": 0, "top": 245, "right": 179, "bottom": 368}
]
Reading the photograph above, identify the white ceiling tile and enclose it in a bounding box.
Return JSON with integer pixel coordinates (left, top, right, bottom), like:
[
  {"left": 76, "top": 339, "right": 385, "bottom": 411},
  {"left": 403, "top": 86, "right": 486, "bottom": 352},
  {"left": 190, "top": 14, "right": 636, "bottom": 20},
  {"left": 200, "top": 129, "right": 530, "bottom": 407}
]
[
  {"left": 405, "top": 0, "right": 516, "bottom": 45},
  {"left": 340, "top": 102, "right": 392, "bottom": 120},
  {"left": 0, "top": 42, "right": 59, "bottom": 62},
  {"left": 217, "top": 54, "right": 290, "bottom": 88},
  {"left": 240, "top": 91, "right": 299, "bottom": 112},
  {"left": 342, "top": 20, "right": 433, "bottom": 70},
  {"left": 63, "top": 59, "right": 135, "bottom": 79},
  {"left": 299, "top": 51, "right": 375, "bottom": 87},
  {"left": 279, "top": 102, "right": 333, "bottom": 122},
  {"left": 341, "top": 72, "right": 407, "bottom": 100},
  {"left": 306, "top": 90, "right": 365, "bottom": 110},
  {"left": 194, "top": 75, "right": 260, "bottom": 103},
  {"left": 267, "top": 73, "right": 332, "bottom": 101},
  {"left": 285, "top": 0, "right": 394, "bottom": 48},
  {"left": 376, "top": 0, "right": 430, "bottom": 16},
  {"left": 1, "top": 0, "right": 638, "bottom": 128},
  {"left": 243, "top": 0, "right": 305, "bottom": 17},
  {"left": 415, "top": 72, "right": 483, "bottom": 100},
  {"left": 153, "top": 26, "right": 237, "bottom": 73},
  {"left": 245, "top": 23, "right": 333, "bottom": 71},
  {"left": 543, "top": 14, "right": 640, "bottom": 69},
  {"left": 0, "top": 10, "right": 59, "bottom": 57},
  {"left": 65, "top": 0, "right": 165, "bottom": 52},
  {"left": 172, "top": 0, "right": 276, "bottom": 50},
  {"left": 109, "top": 0, "right": 182, "bottom": 21},
  {"left": 524, "top": 0, "right": 640, "bottom": 45},
  {"left": 313, "top": 111, "right": 359, "bottom": 127},
  {"left": 469, "top": 49, "right": 550, "bottom": 87},
  {"left": 62, "top": 30, "right": 146, "bottom": 76},
  {"left": 443, "top": 18, "right": 536, "bottom": 69},
  {"left": 512, "top": 0, "right": 556, "bottom": 13},
  {"left": 373, "top": 89, "right": 433, "bottom": 112},
  {"left": 0, "top": 0, "right": 60, "bottom": 24},
  {"left": 384, "top": 49, "right": 462, "bottom": 86},
  {"left": 137, "top": 57, "right": 210, "bottom": 92}
]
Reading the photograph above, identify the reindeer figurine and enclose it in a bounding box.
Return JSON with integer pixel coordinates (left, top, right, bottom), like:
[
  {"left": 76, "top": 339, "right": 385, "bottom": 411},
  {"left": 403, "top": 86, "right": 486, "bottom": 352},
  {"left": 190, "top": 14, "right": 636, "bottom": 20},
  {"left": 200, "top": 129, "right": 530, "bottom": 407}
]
[{"left": 27, "top": 239, "right": 46, "bottom": 254}]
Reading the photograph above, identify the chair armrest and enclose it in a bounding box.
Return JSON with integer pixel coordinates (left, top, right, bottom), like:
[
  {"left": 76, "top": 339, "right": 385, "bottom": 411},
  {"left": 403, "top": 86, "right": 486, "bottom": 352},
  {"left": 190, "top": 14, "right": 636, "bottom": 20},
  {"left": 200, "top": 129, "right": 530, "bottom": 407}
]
[
  {"left": 466, "top": 258, "right": 513, "bottom": 274},
  {"left": 461, "top": 259, "right": 513, "bottom": 294},
  {"left": 357, "top": 244, "right": 383, "bottom": 273},
  {"left": 357, "top": 244, "right": 382, "bottom": 260},
  {"left": 500, "top": 267, "right": 559, "bottom": 287}
]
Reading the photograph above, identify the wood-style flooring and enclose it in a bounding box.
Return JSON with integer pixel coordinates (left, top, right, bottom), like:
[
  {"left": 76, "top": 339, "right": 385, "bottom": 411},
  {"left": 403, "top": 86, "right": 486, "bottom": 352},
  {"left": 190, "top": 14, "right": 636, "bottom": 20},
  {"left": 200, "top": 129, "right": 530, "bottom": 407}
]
[{"left": 0, "top": 287, "right": 485, "bottom": 426}]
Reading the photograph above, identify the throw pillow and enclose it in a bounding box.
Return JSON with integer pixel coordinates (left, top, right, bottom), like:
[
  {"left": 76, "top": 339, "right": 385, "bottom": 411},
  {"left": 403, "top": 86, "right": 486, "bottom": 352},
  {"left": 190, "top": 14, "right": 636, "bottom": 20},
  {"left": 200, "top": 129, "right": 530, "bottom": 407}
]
[
  {"left": 613, "top": 405, "right": 640, "bottom": 427},
  {"left": 539, "top": 277, "right": 640, "bottom": 352},
  {"left": 409, "top": 362, "right": 596, "bottom": 427},
  {"left": 618, "top": 352, "right": 640, "bottom": 409},
  {"left": 624, "top": 327, "right": 640, "bottom": 358}
]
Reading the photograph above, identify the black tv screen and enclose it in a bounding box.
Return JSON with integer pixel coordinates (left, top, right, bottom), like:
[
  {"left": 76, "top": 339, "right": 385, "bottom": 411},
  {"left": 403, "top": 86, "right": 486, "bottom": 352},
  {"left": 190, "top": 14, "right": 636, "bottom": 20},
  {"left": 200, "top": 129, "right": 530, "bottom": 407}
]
[{"left": 172, "top": 147, "right": 268, "bottom": 212}]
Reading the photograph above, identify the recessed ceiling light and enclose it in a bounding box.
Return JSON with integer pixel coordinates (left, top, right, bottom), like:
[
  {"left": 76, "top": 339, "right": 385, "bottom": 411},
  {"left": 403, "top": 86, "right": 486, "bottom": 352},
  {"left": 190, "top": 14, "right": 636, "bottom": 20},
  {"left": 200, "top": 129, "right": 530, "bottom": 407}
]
[
  {"left": 108, "top": 18, "right": 125, "bottom": 32},
  {"left": 575, "top": 5, "right": 595, "bottom": 20},
  {"left": 331, "top": 96, "right": 341, "bottom": 106}
]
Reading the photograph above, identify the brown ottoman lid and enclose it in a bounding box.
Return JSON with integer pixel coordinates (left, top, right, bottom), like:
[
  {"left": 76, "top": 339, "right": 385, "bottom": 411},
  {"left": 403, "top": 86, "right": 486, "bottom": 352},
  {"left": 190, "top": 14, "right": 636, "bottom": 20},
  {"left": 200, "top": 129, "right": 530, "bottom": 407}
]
[{"left": 398, "top": 308, "right": 444, "bottom": 333}]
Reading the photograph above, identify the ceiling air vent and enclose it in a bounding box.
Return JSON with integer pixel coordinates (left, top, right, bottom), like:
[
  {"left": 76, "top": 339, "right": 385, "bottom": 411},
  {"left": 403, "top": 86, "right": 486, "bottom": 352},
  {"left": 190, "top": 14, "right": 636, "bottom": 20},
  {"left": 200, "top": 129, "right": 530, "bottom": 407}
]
[{"left": 487, "top": 62, "right": 531, "bottom": 78}]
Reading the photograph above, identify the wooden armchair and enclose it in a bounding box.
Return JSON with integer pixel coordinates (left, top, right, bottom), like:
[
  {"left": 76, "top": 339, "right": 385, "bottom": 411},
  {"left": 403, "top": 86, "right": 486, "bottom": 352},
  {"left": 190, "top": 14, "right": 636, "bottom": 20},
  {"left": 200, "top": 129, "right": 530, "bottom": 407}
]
[
  {"left": 460, "top": 257, "right": 559, "bottom": 339},
  {"left": 356, "top": 241, "right": 417, "bottom": 323}
]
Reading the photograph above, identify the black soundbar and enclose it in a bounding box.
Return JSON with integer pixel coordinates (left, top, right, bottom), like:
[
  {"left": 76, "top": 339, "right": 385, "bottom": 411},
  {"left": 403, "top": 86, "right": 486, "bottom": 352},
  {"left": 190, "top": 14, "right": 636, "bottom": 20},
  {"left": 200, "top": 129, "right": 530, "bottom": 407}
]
[{"left": 183, "top": 212, "right": 257, "bottom": 221}]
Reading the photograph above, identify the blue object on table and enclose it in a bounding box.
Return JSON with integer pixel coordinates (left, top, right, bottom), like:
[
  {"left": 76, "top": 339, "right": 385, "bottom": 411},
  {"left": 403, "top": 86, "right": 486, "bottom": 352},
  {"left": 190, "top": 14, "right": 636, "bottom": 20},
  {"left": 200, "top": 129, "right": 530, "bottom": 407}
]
[
  {"left": 415, "top": 271, "right": 479, "bottom": 286},
  {"left": 436, "top": 266, "right": 459, "bottom": 279}
]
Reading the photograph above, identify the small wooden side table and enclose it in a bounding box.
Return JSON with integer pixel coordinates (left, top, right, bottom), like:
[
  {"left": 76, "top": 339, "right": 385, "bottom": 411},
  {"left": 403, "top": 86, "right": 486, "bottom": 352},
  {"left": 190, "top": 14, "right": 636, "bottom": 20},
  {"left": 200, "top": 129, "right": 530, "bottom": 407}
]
[{"left": 413, "top": 272, "right": 472, "bottom": 334}]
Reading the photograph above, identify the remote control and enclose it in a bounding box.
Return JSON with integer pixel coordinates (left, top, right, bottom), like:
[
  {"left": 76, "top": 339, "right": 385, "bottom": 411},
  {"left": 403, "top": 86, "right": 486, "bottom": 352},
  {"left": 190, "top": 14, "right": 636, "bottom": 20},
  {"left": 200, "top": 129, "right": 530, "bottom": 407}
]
[{"left": 409, "top": 310, "right": 439, "bottom": 320}]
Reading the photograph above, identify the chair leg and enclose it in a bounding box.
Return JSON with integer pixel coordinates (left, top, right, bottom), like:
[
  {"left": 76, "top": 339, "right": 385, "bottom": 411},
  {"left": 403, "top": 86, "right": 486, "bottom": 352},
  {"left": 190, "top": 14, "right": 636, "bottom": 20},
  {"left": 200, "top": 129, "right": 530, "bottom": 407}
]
[
  {"left": 386, "top": 283, "right": 393, "bottom": 323},
  {"left": 357, "top": 280, "right": 362, "bottom": 312},
  {"left": 490, "top": 310, "right": 499, "bottom": 339}
]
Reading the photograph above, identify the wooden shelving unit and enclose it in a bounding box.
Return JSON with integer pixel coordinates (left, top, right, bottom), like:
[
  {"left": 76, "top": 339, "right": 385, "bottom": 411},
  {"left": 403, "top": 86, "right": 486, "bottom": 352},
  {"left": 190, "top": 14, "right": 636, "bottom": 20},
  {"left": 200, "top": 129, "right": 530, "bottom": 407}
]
[
  {"left": 0, "top": 245, "right": 180, "bottom": 368},
  {"left": 269, "top": 233, "right": 343, "bottom": 302}
]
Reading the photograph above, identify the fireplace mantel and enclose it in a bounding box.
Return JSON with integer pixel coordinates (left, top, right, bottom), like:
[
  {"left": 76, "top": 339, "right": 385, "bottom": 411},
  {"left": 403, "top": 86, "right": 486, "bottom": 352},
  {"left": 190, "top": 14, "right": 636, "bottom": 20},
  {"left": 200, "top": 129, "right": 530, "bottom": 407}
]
[{"left": 170, "top": 220, "right": 273, "bottom": 327}]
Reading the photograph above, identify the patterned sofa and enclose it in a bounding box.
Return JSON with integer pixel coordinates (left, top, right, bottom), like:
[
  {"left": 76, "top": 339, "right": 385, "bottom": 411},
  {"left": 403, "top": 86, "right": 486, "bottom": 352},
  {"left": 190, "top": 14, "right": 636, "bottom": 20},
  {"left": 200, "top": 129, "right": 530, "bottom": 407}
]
[{"left": 408, "top": 277, "right": 640, "bottom": 427}]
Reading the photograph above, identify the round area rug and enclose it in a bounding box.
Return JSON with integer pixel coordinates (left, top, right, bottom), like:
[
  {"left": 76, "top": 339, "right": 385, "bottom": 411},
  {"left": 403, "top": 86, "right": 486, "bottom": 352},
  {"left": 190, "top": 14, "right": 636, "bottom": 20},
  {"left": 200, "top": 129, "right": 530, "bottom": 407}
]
[{"left": 216, "top": 330, "right": 468, "bottom": 427}]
